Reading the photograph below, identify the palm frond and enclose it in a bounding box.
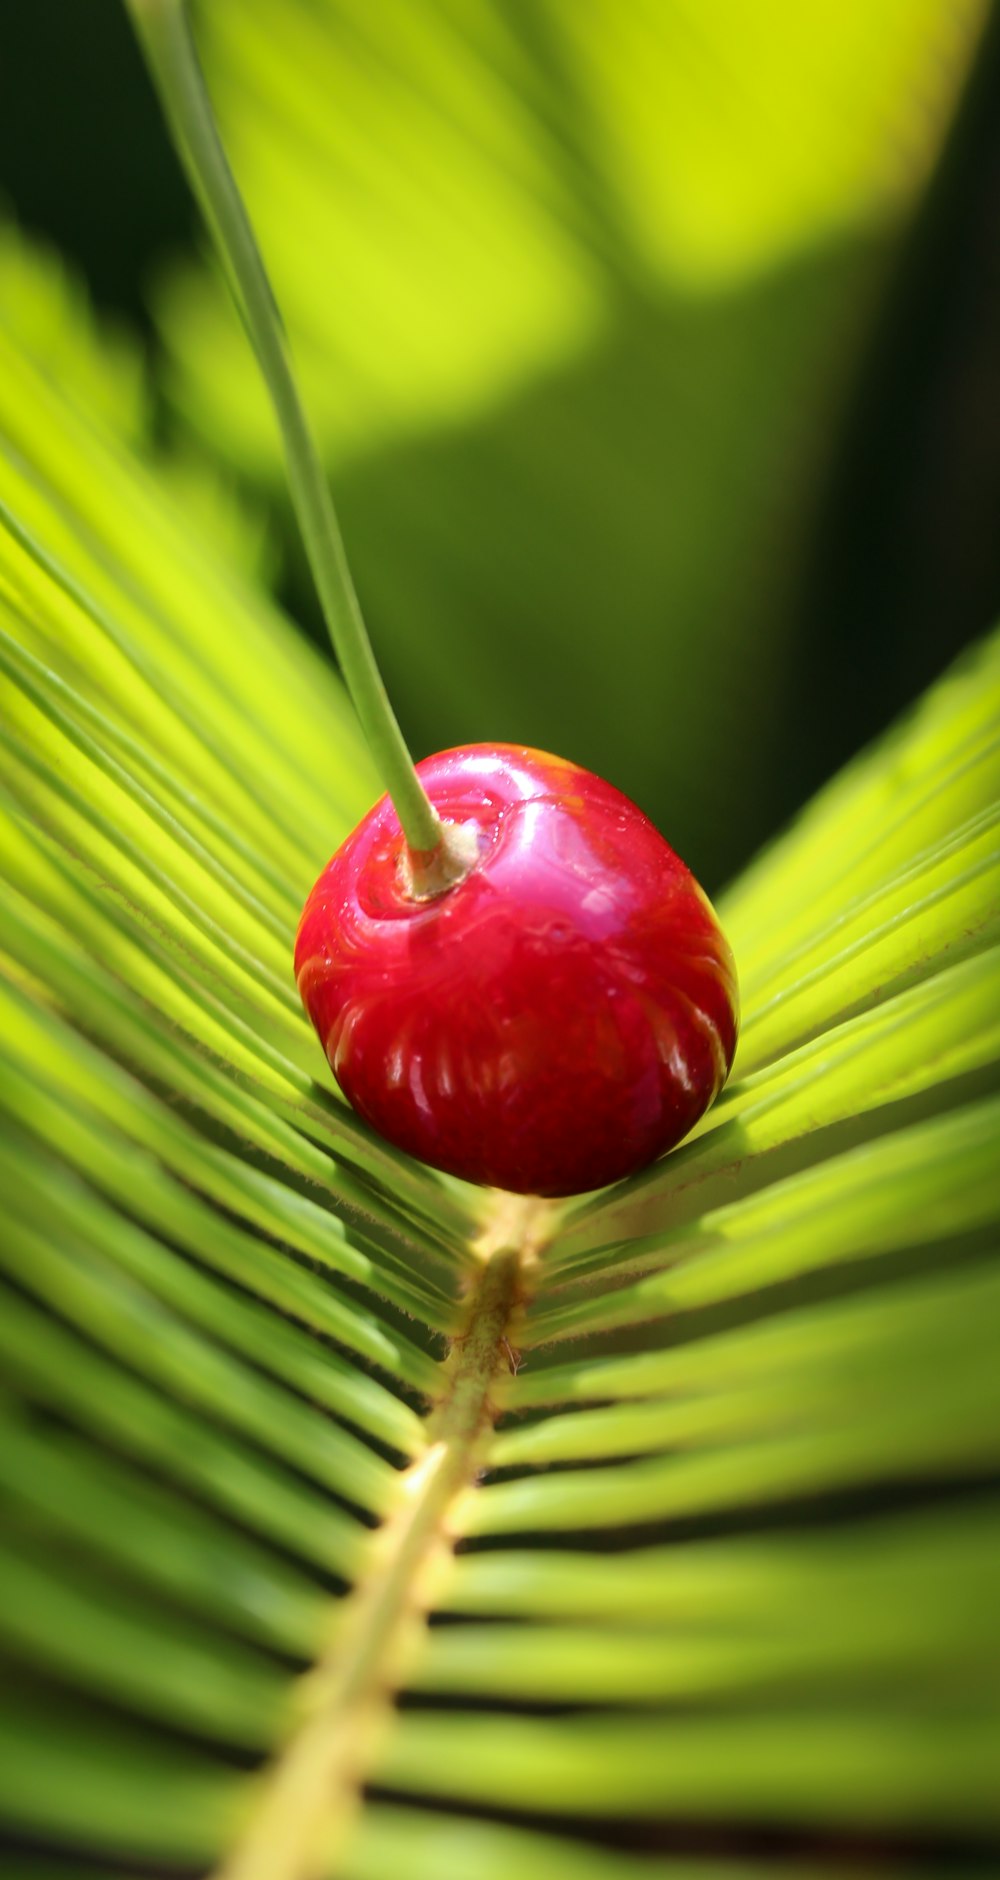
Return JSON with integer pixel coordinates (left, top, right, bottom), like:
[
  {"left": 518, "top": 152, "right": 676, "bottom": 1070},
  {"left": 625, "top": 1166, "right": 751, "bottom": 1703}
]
[{"left": 1, "top": 200, "right": 999, "bottom": 1877}]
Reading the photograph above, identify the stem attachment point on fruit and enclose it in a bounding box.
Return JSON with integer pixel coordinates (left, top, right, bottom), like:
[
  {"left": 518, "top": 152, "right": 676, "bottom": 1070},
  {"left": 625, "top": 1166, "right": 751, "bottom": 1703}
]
[{"left": 402, "top": 819, "right": 481, "bottom": 901}]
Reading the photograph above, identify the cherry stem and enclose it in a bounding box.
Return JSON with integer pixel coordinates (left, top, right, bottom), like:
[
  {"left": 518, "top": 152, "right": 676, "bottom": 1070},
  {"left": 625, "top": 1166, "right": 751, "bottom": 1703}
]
[{"left": 125, "top": 0, "right": 460, "bottom": 876}]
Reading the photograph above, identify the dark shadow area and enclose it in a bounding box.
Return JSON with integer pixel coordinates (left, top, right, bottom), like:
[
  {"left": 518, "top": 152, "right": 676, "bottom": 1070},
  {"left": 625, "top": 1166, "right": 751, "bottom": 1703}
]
[
  {"left": 0, "top": 0, "right": 195, "bottom": 335},
  {"left": 786, "top": 5, "right": 1000, "bottom": 815}
]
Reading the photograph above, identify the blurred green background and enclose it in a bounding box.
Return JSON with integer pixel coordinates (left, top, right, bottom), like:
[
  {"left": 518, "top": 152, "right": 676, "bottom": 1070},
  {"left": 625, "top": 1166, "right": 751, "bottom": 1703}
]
[{"left": 3, "top": 0, "right": 999, "bottom": 891}]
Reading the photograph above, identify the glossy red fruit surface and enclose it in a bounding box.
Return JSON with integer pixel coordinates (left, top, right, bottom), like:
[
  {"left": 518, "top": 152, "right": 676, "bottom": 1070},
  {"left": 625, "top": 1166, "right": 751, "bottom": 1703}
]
[{"left": 295, "top": 745, "right": 738, "bottom": 1197}]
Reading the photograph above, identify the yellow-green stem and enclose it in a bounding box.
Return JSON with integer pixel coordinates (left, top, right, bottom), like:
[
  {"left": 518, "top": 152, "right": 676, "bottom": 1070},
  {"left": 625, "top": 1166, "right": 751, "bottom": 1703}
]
[{"left": 125, "top": 0, "right": 448, "bottom": 862}]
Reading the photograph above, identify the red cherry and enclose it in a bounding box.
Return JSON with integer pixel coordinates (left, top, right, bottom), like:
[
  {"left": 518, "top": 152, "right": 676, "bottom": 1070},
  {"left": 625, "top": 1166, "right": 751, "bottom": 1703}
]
[{"left": 295, "top": 745, "right": 738, "bottom": 1197}]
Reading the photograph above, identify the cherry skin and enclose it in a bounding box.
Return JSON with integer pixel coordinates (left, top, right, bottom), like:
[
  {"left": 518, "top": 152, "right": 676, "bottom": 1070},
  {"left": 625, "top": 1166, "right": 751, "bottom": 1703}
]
[{"left": 295, "top": 745, "right": 738, "bottom": 1197}]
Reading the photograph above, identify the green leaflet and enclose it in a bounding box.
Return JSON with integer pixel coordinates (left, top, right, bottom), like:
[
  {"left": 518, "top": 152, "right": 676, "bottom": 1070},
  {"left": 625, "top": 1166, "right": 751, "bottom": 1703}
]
[
  {"left": 2, "top": 49, "right": 1000, "bottom": 1878},
  {"left": 0, "top": 1534, "right": 290, "bottom": 1749},
  {"left": 0, "top": 1694, "right": 242, "bottom": 1863},
  {"left": 0, "top": 1279, "right": 364, "bottom": 1579},
  {"left": 0, "top": 223, "right": 148, "bottom": 443},
  {"left": 0, "top": 1149, "right": 399, "bottom": 1516},
  {"left": 444, "top": 1500, "right": 1000, "bottom": 1624},
  {"left": 340, "top": 1809, "right": 810, "bottom": 1880},
  {"left": 374, "top": 1706, "right": 1000, "bottom": 1830},
  {"left": 474, "top": 1265, "right": 1000, "bottom": 1534},
  {"left": 0, "top": 1407, "right": 327, "bottom": 1654},
  {"left": 522, "top": 1091, "right": 999, "bottom": 1325}
]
